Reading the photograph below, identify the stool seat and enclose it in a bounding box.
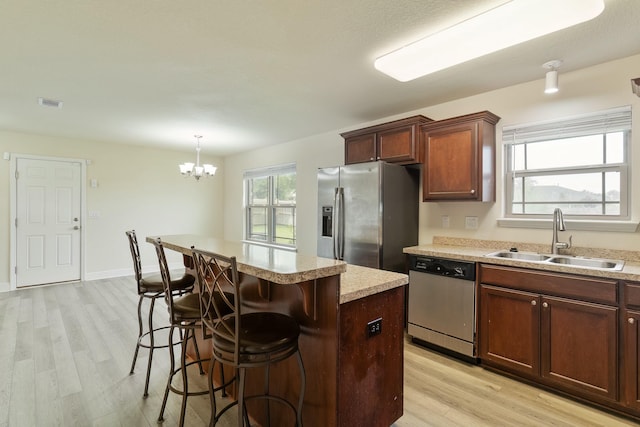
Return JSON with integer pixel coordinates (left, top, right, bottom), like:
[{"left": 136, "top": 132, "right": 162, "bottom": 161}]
[
  {"left": 215, "top": 312, "right": 300, "bottom": 356},
  {"left": 140, "top": 273, "right": 194, "bottom": 294},
  {"left": 172, "top": 292, "right": 204, "bottom": 321}
]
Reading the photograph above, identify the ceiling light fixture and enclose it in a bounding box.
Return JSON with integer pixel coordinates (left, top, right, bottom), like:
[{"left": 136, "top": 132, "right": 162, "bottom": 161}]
[
  {"left": 543, "top": 60, "right": 562, "bottom": 94},
  {"left": 374, "top": 0, "right": 605, "bottom": 82},
  {"left": 179, "top": 135, "right": 216, "bottom": 180}
]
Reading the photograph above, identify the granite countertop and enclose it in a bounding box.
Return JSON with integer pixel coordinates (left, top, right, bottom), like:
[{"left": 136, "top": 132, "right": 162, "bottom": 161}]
[
  {"left": 150, "top": 235, "right": 408, "bottom": 304},
  {"left": 404, "top": 236, "right": 640, "bottom": 281},
  {"left": 339, "top": 264, "right": 408, "bottom": 304},
  {"left": 149, "top": 234, "right": 347, "bottom": 285}
]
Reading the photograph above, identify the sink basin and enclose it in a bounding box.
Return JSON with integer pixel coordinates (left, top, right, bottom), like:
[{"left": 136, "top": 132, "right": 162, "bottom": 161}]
[
  {"left": 547, "top": 255, "right": 624, "bottom": 271},
  {"left": 484, "top": 251, "right": 625, "bottom": 271},
  {"left": 485, "top": 251, "right": 551, "bottom": 262}
]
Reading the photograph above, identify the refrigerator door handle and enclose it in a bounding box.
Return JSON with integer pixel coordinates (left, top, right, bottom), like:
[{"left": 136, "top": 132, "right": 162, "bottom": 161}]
[
  {"left": 333, "top": 187, "right": 340, "bottom": 259},
  {"left": 338, "top": 187, "right": 345, "bottom": 260}
]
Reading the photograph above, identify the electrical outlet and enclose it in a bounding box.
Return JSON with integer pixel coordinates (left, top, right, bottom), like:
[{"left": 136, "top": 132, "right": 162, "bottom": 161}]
[
  {"left": 441, "top": 215, "right": 450, "bottom": 228},
  {"left": 367, "top": 317, "right": 382, "bottom": 338},
  {"left": 465, "top": 216, "right": 478, "bottom": 229}
]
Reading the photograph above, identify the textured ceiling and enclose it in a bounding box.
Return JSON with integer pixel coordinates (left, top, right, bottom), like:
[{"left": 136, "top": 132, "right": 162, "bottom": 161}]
[{"left": 1, "top": 0, "right": 639, "bottom": 156}]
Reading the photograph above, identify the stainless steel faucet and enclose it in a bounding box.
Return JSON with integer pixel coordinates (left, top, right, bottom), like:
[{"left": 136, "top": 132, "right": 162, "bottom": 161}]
[{"left": 551, "top": 208, "right": 572, "bottom": 254}]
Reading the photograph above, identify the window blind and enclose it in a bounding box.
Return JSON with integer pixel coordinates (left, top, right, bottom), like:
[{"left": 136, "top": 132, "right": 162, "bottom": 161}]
[
  {"left": 243, "top": 163, "right": 296, "bottom": 179},
  {"left": 502, "top": 105, "right": 632, "bottom": 145}
]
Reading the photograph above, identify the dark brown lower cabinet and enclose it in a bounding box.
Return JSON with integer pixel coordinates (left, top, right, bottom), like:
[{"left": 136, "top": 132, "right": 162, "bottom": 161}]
[
  {"left": 623, "top": 281, "right": 640, "bottom": 411},
  {"left": 540, "top": 296, "right": 618, "bottom": 401},
  {"left": 478, "top": 264, "right": 633, "bottom": 417},
  {"left": 624, "top": 309, "right": 640, "bottom": 409},
  {"left": 479, "top": 284, "right": 618, "bottom": 401},
  {"left": 479, "top": 285, "right": 540, "bottom": 378}
]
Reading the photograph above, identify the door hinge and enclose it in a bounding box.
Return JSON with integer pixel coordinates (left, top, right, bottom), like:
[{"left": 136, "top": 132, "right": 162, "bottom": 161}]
[
  {"left": 15, "top": 170, "right": 19, "bottom": 179},
  {"left": 15, "top": 218, "right": 17, "bottom": 227},
  {"left": 14, "top": 266, "right": 17, "bottom": 274}
]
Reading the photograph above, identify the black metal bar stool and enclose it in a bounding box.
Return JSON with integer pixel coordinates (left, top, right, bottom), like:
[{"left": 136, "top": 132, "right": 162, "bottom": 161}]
[
  {"left": 191, "top": 248, "right": 306, "bottom": 427},
  {"left": 191, "top": 246, "right": 239, "bottom": 427},
  {"left": 151, "top": 238, "right": 208, "bottom": 426},
  {"left": 125, "top": 230, "right": 195, "bottom": 398}
]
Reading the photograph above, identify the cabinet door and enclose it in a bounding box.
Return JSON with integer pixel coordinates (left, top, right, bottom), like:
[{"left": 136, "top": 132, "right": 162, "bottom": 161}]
[
  {"left": 345, "top": 134, "right": 376, "bottom": 164},
  {"left": 423, "top": 122, "right": 479, "bottom": 200},
  {"left": 540, "top": 296, "right": 618, "bottom": 401},
  {"left": 479, "top": 284, "right": 540, "bottom": 378},
  {"left": 377, "top": 125, "right": 417, "bottom": 164},
  {"left": 624, "top": 310, "right": 640, "bottom": 409}
]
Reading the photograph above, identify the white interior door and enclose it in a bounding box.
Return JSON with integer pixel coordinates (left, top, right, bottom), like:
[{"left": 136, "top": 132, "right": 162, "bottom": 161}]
[{"left": 16, "top": 158, "right": 82, "bottom": 287}]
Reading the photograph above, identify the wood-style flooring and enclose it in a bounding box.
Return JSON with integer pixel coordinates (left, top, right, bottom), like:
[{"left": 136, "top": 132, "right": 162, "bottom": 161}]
[{"left": 0, "top": 277, "right": 638, "bottom": 427}]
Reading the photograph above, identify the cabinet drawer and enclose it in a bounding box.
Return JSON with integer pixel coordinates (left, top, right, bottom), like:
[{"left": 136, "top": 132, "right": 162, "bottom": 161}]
[
  {"left": 625, "top": 283, "right": 640, "bottom": 309},
  {"left": 479, "top": 264, "right": 618, "bottom": 305}
]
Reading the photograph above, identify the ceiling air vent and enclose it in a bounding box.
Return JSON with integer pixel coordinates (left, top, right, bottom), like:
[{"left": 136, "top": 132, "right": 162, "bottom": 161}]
[{"left": 38, "top": 97, "right": 63, "bottom": 108}]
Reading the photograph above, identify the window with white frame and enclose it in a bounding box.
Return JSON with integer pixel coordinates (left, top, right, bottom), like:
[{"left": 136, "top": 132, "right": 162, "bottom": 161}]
[
  {"left": 244, "top": 163, "right": 296, "bottom": 247},
  {"left": 503, "top": 106, "right": 631, "bottom": 219}
]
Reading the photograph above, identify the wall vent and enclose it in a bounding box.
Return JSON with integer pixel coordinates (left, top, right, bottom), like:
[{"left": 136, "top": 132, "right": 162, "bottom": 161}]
[{"left": 38, "top": 97, "right": 63, "bottom": 108}]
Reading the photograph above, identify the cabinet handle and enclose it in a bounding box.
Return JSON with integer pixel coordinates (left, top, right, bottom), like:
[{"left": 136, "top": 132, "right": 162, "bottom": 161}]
[
  {"left": 630, "top": 318, "right": 636, "bottom": 325},
  {"left": 470, "top": 189, "right": 475, "bottom": 194},
  {"left": 542, "top": 302, "right": 548, "bottom": 308},
  {"left": 531, "top": 300, "right": 537, "bottom": 306}
]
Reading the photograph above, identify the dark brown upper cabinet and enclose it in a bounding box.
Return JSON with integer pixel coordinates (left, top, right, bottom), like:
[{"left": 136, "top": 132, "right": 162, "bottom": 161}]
[{"left": 341, "top": 115, "right": 432, "bottom": 165}]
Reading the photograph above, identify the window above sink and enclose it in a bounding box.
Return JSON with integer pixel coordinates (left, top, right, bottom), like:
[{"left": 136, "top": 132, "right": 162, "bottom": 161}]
[{"left": 501, "top": 106, "right": 632, "bottom": 228}]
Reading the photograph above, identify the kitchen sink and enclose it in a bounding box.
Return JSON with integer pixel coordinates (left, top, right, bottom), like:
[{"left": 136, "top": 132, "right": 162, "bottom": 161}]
[
  {"left": 546, "top": 255, "right": 624, "bottom": 270},
  {"left": 484, "top": 251, "right": 624, "bottom": 271},
  {"left": 485, "top": 251, "right": 551, "bottom": 262}
]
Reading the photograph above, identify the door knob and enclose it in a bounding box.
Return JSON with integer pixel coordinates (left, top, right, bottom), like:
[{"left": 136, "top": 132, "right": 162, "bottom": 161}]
[{"left": 73, "top": 225, "right": 80, "bottom": 230}]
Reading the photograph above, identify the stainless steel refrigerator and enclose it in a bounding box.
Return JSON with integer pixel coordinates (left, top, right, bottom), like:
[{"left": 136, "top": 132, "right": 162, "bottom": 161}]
[{"left": 317, "top": 161, "right": 419, "bottom": 272}]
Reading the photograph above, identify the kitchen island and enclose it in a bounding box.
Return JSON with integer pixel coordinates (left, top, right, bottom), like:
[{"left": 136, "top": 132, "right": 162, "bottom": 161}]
[{"left": 148, "top": 234, "right": 408, "bottom": 427}]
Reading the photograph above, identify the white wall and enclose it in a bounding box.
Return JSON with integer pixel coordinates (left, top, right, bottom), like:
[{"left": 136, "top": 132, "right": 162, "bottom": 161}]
[
  {"left": 224, "top": 133, "right": 344, "bottom": 255},
  {"left": 224, "top": 54, "right": 640, "bottom": 256},
  {"left": 0, "top": 131, "right": 224, "bottom": 288}
]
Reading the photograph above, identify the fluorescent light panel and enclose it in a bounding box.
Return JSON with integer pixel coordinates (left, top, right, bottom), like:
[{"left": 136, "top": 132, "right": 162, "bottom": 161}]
[{"left": 374, "top": 0, "right": 605, "bottom": 82}]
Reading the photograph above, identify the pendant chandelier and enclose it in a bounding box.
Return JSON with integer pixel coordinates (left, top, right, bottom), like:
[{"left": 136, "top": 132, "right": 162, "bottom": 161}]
[{"left": 179, "top": 135, "right": 216, "bottom": 180}]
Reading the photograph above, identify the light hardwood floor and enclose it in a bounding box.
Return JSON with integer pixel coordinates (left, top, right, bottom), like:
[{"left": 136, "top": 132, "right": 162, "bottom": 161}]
[{"left": 1, "top": 277, "right": 638, "bottom": 427}]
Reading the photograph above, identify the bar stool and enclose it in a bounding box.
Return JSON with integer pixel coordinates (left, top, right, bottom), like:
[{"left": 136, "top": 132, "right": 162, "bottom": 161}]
[
  {"left": 151, "top": 238, "right": 208, "bottom": 426},
  {"left": 190, "top": 246, "right": 238, "bottom": 427},
  {"left": 125, "top": 230, "right": 195, "bottom": 398},
  {"left": 191, "top": 248, "right": 306, "bottom": 427}
]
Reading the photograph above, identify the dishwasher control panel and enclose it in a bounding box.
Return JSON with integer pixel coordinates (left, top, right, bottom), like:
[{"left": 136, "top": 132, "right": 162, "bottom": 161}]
[{"left": 409, "top": 256, "right": 476, "bottom": 281}]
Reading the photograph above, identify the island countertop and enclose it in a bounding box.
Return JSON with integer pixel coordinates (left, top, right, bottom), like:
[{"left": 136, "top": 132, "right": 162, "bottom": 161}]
[
  {"left": 148, "top": 235, "right": 407, "bottom": 303},
  {"left": 148, "top": 234, "right": 347, "bottom": 284}
]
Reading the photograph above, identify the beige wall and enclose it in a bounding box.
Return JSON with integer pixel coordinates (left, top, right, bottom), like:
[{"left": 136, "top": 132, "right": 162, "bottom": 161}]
[
  {"left": 224, "top": 53, "right": 640, "bottom": 256},
  {"left": 0, "top": 132, "right": 224, "bottom": 288}
]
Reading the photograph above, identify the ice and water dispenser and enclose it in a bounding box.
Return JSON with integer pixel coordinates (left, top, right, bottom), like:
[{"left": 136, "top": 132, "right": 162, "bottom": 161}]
[{"left": 321, "top": 206, "right": 333, "bottom": 237}]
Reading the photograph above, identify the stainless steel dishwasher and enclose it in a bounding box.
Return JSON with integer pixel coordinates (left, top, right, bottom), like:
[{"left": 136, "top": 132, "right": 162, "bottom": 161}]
[{"left": 407, "top": 255, "right": 476, "bottom": 360}]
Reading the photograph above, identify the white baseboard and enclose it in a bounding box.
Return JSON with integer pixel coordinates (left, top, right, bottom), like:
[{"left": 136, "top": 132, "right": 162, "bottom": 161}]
[
  {"left": 0, "top": 282, "right": 11, "bottom": 293},
  {"left": 84, "top": 262, "right": 186, "bottom": 282}
]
